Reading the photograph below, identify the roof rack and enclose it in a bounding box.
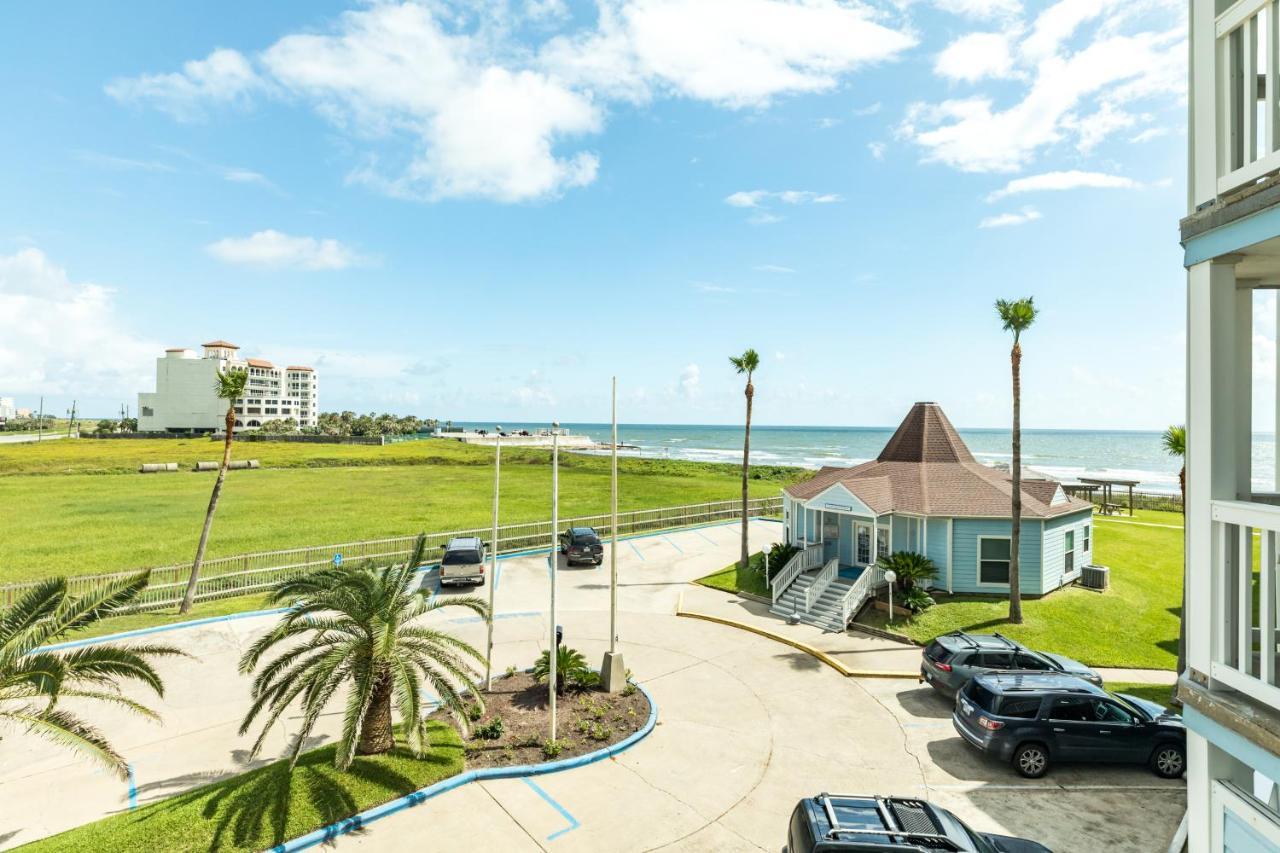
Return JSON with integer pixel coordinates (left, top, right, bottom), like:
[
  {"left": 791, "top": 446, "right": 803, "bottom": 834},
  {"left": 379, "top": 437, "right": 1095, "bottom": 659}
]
[
  {"left": 942, "top": 631, "right": 980, "bottom": 649},
  {"left": 991, "top": 632, "right": 1022, "bottom": 650},
  {"left": 815, "top": 794, "right": 962, "bottom": 852}
]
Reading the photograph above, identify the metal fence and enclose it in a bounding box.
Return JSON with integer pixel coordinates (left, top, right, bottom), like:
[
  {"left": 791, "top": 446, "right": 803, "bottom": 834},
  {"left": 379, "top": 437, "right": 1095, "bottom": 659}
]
[{"left": 0, "top": 496, "right": 782, "bottom": 612}]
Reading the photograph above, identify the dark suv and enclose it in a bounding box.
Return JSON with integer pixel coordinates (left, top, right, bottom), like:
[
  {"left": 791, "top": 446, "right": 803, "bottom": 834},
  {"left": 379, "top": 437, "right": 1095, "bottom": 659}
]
[
  {"left": 786, "top": 793, "right": 1050, "bottom": 852},
  {"left": 953, "top": 672, "right": 1186, "bottom": 779},
  {"left": 920, "top": 632, "right": 1101, "bottom": 697},
  {"left": 558, "top": 526, "right": 604, "bottom": 565}
]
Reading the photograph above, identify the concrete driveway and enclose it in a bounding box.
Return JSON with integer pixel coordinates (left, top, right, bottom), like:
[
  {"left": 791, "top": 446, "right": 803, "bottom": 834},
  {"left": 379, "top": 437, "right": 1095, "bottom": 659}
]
[{"left": 0, "top": 519, "right": 1185, "bottom": 852}]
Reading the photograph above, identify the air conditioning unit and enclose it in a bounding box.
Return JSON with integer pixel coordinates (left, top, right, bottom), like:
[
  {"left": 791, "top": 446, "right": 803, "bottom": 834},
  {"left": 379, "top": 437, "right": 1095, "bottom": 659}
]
[{"left": 1080, "top": 564, "right": 1110, "bottom": 591}]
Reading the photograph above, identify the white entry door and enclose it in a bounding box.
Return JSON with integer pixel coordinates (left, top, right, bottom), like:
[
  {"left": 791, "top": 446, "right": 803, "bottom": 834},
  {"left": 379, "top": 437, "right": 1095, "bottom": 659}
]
[{"left": 855, "top": 523, "right": 872, "bottom": 565}]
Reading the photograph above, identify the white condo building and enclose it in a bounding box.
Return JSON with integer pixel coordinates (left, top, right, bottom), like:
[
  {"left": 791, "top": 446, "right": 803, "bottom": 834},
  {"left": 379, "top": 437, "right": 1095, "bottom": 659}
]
[
  {"left": 1182, "top": 0, "right": 1280, "bottom": 848},
  {"left": 0, "top": 397, "right": 14, "bottom": 422},
  {"left": 138, "top": 340, "right": 318, "bottom": 433}
]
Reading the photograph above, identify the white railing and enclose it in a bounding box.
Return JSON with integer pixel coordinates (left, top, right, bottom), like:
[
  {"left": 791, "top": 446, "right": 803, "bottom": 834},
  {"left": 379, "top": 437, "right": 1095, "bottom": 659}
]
[
  {"left": 805, "top": 558, "right": 839, "bottom": 612},
  {"left": 839, "top": 563, "right": 888, "bottom": 628},
  {"left": 1215, "top": 0, "right": 1280, "bottom": 195},
  {"left": 1209, "top": 498, "right": 1280, "bottom": 712},
  {"left": 771, "top": 543, "right": 823, "bottom": 603}
]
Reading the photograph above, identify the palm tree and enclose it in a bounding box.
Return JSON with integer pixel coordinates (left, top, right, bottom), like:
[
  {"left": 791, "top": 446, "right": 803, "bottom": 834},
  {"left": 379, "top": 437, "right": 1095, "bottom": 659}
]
[
  {"left": 1164, "top": 424, "right": 1188, "bottom": 692},
  {"left": 996, "top": 297, "right": 1038, "bottom": 625},
  {"left": 1, "top": 572, "right": 183, "bottom": 779},
  {"left": 532, "top": 645, "right": 596, "bottom": 695},
  {"left": 238, "top": 536, "right": 489, "bottom": 769},
  {"left": 730, "top": 349, "right": 760, "bottom": 572},
  {"left": 179, "top": 367, "right": 249, "bottom": 614},
  {"left": 876, "top": 551, "right": 937, "bottom": 594}
]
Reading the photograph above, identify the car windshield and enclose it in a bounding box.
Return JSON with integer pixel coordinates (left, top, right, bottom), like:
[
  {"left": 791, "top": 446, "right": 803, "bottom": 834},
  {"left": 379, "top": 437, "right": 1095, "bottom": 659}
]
[
  {"left": 1112, "top": 694, "right": 1155, "bottom": 721},
  {"left": 442, "top": 550, "right": 480, "bottom": 565},
  {"left": 925, "top": 641, "right": 953, "bottom": 663}
]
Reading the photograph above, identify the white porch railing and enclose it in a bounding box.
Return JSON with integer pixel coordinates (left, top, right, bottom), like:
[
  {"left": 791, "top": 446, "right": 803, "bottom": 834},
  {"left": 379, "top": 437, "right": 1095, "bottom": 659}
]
[
  {"left": 1215, "top": 0, "right": 1280, "bottom": 195},
  {"left": 805, "top": 558, "right": 839, "bottom": 612},
  {"left": 838, "top": 562, "right": 888, "bottom": 629},
  {"left": 771, "top": 543, "right": 823, "bottom": 603},
  {"left": 1209, "top": 498, "right": 1280, "bottom": 712}
]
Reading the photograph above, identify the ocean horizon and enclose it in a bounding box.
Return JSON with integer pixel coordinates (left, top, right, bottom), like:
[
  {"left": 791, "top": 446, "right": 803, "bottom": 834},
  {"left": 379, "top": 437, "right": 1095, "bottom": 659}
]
[{"left": 451, "top": 421, "right": 1278, "bottom": 496}]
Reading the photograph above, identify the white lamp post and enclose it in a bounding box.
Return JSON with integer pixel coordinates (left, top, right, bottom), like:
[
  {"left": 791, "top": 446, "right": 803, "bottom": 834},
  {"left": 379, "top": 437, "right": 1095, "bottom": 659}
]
[
  {"left": 549, "top": 422, "right": 559, "bottom": 742},
  {"left": 602, "top": 378, "right": 626, "bottom": 691},
  {"left": 884, "top": 569, "right": 897, "bottom": 625},
  {"left": 485, "top": 426, "right": 501, "bottom": 691}
]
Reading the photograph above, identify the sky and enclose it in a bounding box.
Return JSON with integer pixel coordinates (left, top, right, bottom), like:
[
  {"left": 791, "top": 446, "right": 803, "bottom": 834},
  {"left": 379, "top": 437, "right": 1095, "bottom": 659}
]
[{"left": 0, "top": 0, "right": 1217, "bottom": 430}]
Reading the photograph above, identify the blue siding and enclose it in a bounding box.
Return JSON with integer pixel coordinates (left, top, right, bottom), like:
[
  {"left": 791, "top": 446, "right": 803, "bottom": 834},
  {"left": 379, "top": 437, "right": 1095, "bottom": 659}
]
[
  {"left": 838, "top": 515, "right": 854, "bottom": 565},
  {"left": 950, "top": 519, "right": 1044, "bottom": 595},
  {"left": 925, "top": 518, "right": 949, "bottom": 590},
  {"left": 1041, "top": 510, "right": 1094, "bottom": 591}
]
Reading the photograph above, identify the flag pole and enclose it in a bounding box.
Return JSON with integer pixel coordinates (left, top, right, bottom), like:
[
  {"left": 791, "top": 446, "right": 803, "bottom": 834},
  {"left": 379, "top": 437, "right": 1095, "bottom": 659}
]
[
  {"left": 485, "top": 426, "right": 501, "bottom": 691},
  {"left": 549, "top": 422, "right": 559, "bottom": 741},
  {"left": 602, "top": 378, "right": 626, "bottom": 692}
]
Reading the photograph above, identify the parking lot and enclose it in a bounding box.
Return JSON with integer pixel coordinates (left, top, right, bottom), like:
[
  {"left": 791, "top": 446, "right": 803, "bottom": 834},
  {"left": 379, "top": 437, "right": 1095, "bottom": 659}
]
[{"left": 0, "top": 520, "right": 1185, "bottom": 851}]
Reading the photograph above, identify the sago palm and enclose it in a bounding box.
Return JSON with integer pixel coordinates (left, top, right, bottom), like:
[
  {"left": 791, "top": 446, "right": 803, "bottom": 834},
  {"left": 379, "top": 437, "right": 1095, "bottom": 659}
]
[
  {"left": 180, "top": 367, "right": 250, "bottom": 614},
  {"left": 0, "top": 572, "right": 183, "bottom": 779},
  {"left": 876, "top": 551, "right": 938, "bottom": 593},
  {"left": 730, "top": 349, "right": 760, "bottom": 572},
  {"left": 238, "top": 536, "right": 489, "bottom": 770},
  {"left": 532, "top": 645, "right": 595, "bottom": 695},
  {"left": 996, "top": 296, "right": 1037, "bottom": 625}
]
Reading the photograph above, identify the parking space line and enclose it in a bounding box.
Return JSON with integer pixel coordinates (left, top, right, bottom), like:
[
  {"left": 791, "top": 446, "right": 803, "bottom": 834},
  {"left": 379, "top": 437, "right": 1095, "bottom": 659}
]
[
  {"left": 628, "top": 541, "right": 645, "bottom": 561},
  {"left": 126, "top": 764, "right": 137, "bottom": 810},
  {"left": 521, "top": 777, "right": 580, "bottom": 841},
  {"left": 693, "top": 529, "right": 718, "bottom": 546},
  {"left": 661, "top": 534, "right": 683, "bottom": 554}
]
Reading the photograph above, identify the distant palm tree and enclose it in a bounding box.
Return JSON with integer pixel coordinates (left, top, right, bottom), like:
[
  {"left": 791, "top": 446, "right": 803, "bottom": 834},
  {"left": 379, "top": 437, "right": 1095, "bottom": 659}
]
[
  {"left": 1, "top": 572, "right": 183, "bottom": 778},
  {"left": 996, "top": 297, "right": 1038, "bottom": 625},
  {"left": 179, "top": 367, "right": 249, "bottom": 614},
  {"left": 238, "top": 536, "right": 489, "bottom": 769},
  {"left": 1164, "top": 424, "right": 1188, "bottom": 690},
  {"left": 730, "top": 349, "right": 760, "bottom": 572}
]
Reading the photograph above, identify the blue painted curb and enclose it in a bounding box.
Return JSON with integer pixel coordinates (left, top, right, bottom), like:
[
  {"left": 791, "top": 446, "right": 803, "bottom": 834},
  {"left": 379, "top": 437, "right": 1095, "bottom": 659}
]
[{"left": 270, "top": 681, "right": 658, "bottom": 853}]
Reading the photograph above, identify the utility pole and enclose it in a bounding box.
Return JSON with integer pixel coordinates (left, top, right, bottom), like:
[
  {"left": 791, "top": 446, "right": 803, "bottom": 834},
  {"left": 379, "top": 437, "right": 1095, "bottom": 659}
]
[
  {"left": 485, "top": 426, "right": 502, "bottom": 691},
  {"left": 602, "top": 378, "right": 626, "bottom": 691},
  {"left": 37, "top": 397, "right": 43, "bottom": 442},
  {"left": 67, "top": 400, "right": 76, "bottom": 437},
  {"left": 549, "top": 422, "right": 559, "bottom": 743}
]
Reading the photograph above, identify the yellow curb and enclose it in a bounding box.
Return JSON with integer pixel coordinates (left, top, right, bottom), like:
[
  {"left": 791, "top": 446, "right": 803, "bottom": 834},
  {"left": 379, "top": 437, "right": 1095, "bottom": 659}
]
[{"left": 675, "top": 605, "right": 918, "bottom": 680}]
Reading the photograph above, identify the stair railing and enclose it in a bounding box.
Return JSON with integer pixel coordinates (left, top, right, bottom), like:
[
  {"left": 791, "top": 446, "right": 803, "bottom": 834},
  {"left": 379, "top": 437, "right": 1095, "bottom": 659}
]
[
  {"left": 805, "top": 557, "right": 839, "bottom": 612},
  {"left": 838, "top": 562, "right": 888, "bottom": 628},
  {"left": 770, "top": 543, "right": 823, "bottom": 603}
]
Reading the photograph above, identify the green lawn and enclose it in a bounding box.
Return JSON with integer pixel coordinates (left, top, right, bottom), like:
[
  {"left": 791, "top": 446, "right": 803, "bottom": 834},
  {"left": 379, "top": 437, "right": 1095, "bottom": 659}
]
[
  {"left": 696, "top": 551, "right": 770, "bottom": 598},
  {"left": 21, "top": 723, "right": 464, "bottom": 853},
  {"left": 0, "top": 438, "right": 795, "bottom": 583},
  {"left": 857, "top": 511, "right": 1184, "bottom": 670},
  {"left": 1109, "top": 682, "right": 1177, "bottom": 712}
]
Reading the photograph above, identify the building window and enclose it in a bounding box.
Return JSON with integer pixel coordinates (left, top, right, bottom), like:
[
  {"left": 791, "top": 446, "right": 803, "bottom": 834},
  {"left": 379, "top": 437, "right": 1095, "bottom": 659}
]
[
  {"left": 978, "top": 537, "right": 1012, "bottom": 585},
  {"left": 876, "top": 527, "right": 889, "bottom": 559},
  {"left": 1065, "top": 529, "right": 1075, "bottom": 575},
  {"left": 141, "top": 406, "right": 154, "bottom": 417},
  {"left": 1083, "top": 525, "right": 1090, "bottom": 553},
  {"left": 856, "top": 525, "right": 871, "bottom": 564}
]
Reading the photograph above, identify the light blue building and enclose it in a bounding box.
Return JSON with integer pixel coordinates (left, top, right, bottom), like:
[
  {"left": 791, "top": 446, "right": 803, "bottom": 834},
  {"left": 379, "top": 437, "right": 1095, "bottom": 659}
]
[{"left": 780, "top": 402, "right": 1095, "bottom": 599}]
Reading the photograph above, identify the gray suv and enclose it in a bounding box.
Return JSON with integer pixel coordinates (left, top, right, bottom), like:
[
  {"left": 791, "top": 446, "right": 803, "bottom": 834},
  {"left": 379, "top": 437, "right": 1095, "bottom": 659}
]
[{"left": 920, "top": 632, "right": 1101, "bottom": 697}]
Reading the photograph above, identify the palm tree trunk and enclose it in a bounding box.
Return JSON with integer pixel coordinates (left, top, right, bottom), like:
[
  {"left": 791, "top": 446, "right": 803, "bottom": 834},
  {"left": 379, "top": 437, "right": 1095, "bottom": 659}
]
[
  {"left": 740, "top": 377, "right": 753, "bottom": 572},
  {"left": 357, "top": 670, "right": 396, "bottom": 755},
  {"left": 179, "top": 408, "right": 234, "bottom": 614},
  {"left": 1009, "top": 342, "right": 1023, "bottom": 625}
]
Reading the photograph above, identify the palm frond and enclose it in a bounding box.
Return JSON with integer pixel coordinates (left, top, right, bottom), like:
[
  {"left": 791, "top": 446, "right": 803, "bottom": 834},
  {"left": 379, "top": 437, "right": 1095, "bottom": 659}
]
[{"left": 5, "top": 705, "right": 128, "bottom": 780}]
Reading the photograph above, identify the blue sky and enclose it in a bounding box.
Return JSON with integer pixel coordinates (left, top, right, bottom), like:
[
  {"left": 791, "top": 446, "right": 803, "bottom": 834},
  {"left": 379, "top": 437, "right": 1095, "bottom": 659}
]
[{"left": 0, "top": 0, "right": 1201, "bottom": 429}]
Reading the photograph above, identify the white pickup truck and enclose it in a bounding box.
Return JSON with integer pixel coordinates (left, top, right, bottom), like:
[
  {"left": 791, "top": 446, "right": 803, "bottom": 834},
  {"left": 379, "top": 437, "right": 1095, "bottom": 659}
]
[{"left": 439, "top": 537, "right": 486, "bottom": 586}]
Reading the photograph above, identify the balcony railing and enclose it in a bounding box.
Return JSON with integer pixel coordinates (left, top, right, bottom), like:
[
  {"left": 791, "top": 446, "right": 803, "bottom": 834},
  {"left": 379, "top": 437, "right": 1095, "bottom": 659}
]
[
  {"left": 1209, "top": 498, "right": 1280, "bottom": 711},
  {"left": 1216, "top": 0, "right": 1280, "bottom": 194}
]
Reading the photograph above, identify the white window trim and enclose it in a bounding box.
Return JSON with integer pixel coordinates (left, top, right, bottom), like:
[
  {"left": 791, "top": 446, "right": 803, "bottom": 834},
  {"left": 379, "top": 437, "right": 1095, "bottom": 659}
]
[
  {"left": 1212, "top": 779, "right": 1280, "bottom": 851},
  {"left": 976, "top": 535, "right": 1013, "bottom": 589}
]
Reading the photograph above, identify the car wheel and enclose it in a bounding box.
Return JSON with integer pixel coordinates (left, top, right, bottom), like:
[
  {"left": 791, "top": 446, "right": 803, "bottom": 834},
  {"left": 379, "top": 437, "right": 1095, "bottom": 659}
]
[
  {"left": 1013, "top": 743, "right": 1050, "bottom": 779},
  {"left": 594, "top": 558, "right": 603, "bottom": 565},
  {"left": 1150, "top": 743, "right": 1185, "bottom": 779}
]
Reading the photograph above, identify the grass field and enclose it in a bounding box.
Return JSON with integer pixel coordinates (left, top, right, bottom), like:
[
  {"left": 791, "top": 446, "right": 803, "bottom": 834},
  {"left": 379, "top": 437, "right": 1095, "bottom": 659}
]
[
  {"left": 0, "top": 438, "right": 796, "bottom": 583},
  {"left": 856, "top": 511, "right": 1184, "bottom": 670},
  {"left": 23, "top": 722, "right": 464, "bottom": 853},
  {"left": 696, "top": 552, "right": 771, "bottom": 598}
]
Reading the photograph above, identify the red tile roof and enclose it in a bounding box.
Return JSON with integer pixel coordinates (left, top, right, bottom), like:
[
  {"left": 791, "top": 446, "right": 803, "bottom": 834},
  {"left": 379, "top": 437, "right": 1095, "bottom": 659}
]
[
  {"left": 783, "top": 402, "right": 1091, "bottom": 519},
  {"left": 245, "top": 358, "right": 275, "bottom": 368},
  {"left": 286, "top": 366, "right": 314, "bottom": 372},
  {"left": 202, "top": 340, "right": 239, "bottom": 349}
]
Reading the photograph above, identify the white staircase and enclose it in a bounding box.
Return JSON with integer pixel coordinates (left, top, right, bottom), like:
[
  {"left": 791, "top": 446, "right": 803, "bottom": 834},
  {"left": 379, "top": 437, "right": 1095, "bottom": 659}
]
[{"left": 770, "top": 570, "right": 858, "bottom": 632}]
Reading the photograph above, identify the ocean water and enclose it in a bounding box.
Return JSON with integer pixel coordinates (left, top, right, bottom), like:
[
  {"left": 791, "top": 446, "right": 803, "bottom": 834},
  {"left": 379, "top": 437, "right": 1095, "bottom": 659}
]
[{"left": 451, "top": 422, "right": 1278, "bottom": 495}]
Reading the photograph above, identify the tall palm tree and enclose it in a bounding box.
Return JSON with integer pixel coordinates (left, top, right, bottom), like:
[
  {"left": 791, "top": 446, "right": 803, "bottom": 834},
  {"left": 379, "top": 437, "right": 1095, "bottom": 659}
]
[
  {"left": 238, "top": 536, "right": 489, "bottom": 769},
  {"left": 996, "top": 297, "right": 1038, "bottom": 625},
  {"left": 180, "top": 367, "right": 249, "bottom": 614},
  {"left": 1, "top": 572, "right": 183, "bottom": 779},
  {"left": 1164, "top": 424, "right": 1188, "bottom": 690},
  {"left": 730, "top": 349, "right": 760, "bottom": 572}
]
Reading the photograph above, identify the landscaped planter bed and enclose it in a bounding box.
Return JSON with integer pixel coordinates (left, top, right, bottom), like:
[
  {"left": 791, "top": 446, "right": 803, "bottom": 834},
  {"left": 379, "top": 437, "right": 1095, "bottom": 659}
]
[{"left": 454, "top": 671, "right": 651, "bottom": 768}]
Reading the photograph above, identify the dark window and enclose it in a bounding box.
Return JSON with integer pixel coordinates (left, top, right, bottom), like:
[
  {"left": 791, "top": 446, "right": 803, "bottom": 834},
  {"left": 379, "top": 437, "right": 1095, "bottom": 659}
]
[
  {"left": 443, "top": 549, "right": 482, "bottom": 566},
  {"left": 979, "top": 651, "right": 1015, "bottom": 669},
  {"left": 572, "top": 533, "right": 600, "bottom": 545},
  {"left": 1015, "top": 652, "right": 1052, "bottom": 671},
  {"left": 997, "top": 697, "right": 1043, "bottom": 719},
  {"left": 924, "top": 642, "right": 953, "bottom": 664},
  {"left": 979, "top": 538, "right": 1012, "bottom": 584},
  {"left": 1083, "top": 525, "right": 1091, "bottom": 552},
  {"left": 968, "top": 684, "right": 999, "bottom": 712},
  {"left": 1048, "top": 696, "right": 1095, "bottom": 722},
  {"left": 1094, "top": 701, "right": 1136, "bottom": 724}
]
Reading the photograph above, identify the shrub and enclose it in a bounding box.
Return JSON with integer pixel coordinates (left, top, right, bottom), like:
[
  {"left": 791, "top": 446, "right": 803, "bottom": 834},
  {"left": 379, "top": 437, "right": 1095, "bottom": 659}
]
[
  {"left": 765, "top": 542, "right": 800, "bottom": 582},
  {"left": 474, "top": 717, "right": 505, "bottom": 740},
  {"left": 532, "top": 646, "right": 597, "bottom": 694},
  {"left": 541, "top": 738, "right": 566, "bottom": 759},
  {"left": 900, "top": 587, "right": 936, "bottom": 613},
  {"left": 876, "top": 551, "right": 938, "bottom": 593},
  {"left": 465, "top": 702, "right": 484, "bottom": 722}
]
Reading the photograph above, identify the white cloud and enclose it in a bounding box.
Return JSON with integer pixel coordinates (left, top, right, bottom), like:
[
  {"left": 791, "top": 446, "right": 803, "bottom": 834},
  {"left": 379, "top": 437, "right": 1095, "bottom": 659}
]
[
  {"left": 979, "top": 206, "right": 1042, "bottom": 227},
  {"left": 867, "top": 141, "right": 886, "bottom": 159},
  {"left": 852, "top": 101, "right": 882, "bottom": 116},
  {"left": 109, "top": 1, "right": 914, "bottom": 203},
  {"left": 725, "top": 189, "right": 840, "bottom": 207},
  {"left": 0, "top": 249, "right": 156, "bottom": 397},
  {"left": 755, "top": 264, "right": 796, "bottom": 273},
  {"left": 1130, "top": 126, "right": 1171, "bottom": 143},
  {"left": 901, "top": 0, "right": 1185, "bottom": 172},
  {"left": 74, "top": 150, "right": 176, "bottom": 172},
  {"left": 985, "top": 169, "right": 1142, "bottom": 201},
  {"left": 933, "top": 0, "right": 1023, "bottom": 19},
  {"left": 105, "top": 48, "right": 262, "bottom": 121},
  {"left": 935, "top": 32, "right": 1016, "bottom": 83},
  {"left": 678, "top": 363, "right": 701, "bottom": 399},
  {"left": 693, "top": 281, "right": 735, "bottom": 293},
  {"left": 205, "top": 230, "right": 364, "bottom": 270}
]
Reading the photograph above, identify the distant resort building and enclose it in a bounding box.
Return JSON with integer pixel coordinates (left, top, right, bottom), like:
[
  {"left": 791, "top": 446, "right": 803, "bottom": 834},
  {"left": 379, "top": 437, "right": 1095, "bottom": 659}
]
[
  {"left": 781, "top": 402, "right": 1094, "bottom": 597},
  {"left": 138, "top": 341, "right": 318, "bottom": 433}
]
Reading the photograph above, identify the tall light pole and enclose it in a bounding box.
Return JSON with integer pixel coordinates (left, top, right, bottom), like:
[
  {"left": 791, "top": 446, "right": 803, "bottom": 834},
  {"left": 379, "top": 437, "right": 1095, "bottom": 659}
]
[
  {"left": 485, "top": 426, "right": 502, "bottom": 691},
  {"left": 602, "top": 378, "right": 626, "bottom": 691},
  {"left": 549, "top": 422, "right": 560, "bottom": 742}
]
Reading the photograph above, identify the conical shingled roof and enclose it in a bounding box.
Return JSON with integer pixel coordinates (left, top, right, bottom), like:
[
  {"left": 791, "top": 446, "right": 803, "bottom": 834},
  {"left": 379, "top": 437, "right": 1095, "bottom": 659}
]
[
  {"left": 877, "top": 402, "right": 974, "bottom": 464},
  {"left": 783, "top": 402, "right": 1091, "bottom": 519}
]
